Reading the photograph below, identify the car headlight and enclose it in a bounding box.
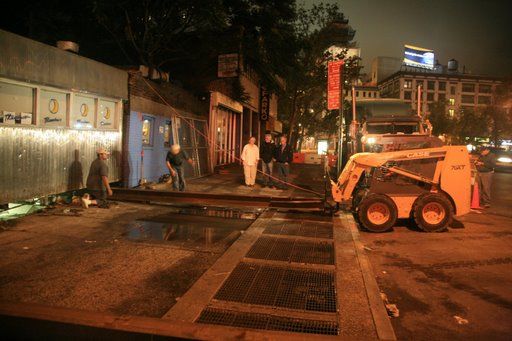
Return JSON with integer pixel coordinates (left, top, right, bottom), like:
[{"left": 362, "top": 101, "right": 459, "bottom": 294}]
[
  {"left": 367, "top": 137, "right": 376, "bottom": 144},
  {"left": 497, "top": 156, "right": 512, "bottom": 163}
]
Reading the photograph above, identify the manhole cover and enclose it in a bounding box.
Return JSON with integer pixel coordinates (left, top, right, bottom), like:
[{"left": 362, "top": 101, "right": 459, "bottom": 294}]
[
  {"left": 197, "top": 308, "right": 339, "bottom": 335},
  {"left": 246, "top": 236, "right": 334, "bottom": 265},
  {"left": 214, "top": 262, "right": 336, "bottom": 312},
  {"left": 263, "top": 222, "right": 333, "bottom": 239}
]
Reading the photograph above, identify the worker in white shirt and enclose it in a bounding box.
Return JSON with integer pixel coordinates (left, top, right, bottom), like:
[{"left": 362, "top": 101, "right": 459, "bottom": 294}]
[{"left": 241, "top": 136, "right": 259, "bottom": 187}]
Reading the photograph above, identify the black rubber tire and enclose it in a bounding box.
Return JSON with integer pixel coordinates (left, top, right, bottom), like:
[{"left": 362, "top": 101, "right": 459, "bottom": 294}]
[
  {"left": 357, "top": 194, "right": 397, "bottom": 232},
  {"left": 413, "top": 193, "right": 453, "bottom": 232}
]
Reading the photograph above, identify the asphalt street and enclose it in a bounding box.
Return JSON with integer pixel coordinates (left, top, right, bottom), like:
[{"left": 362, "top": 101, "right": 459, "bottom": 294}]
[{"left": 359, "top": 172, "right": 512, "bottom": 340}]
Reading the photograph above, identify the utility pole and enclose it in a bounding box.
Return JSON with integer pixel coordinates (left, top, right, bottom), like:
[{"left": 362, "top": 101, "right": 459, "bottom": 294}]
[{"left": 337, "top": 66, "right": 344, "bottom": 173}]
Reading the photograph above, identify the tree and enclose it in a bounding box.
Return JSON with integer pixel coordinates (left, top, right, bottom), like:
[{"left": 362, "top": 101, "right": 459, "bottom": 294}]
[
  {"left": 453, "top": 108, "right": 488, "bottom": 145},
  {"left": 278, "top": 3, "right": 361, "bottom": 148},
  {"left": 427, "top": 100, "right": 455, "bottom": 136},
  {"left": 480, "top": 81, "right": 512, "bottom": 146}
]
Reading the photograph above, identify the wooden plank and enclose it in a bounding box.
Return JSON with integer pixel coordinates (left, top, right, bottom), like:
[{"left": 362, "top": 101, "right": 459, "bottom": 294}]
[{"left": 0, "top": 300, "right": 333, "bottom": 340}]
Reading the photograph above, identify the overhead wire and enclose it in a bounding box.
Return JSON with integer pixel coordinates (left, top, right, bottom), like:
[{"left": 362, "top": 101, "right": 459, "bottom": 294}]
[{"left": 141, "top": 77, "right": 324, "bottom": 197}]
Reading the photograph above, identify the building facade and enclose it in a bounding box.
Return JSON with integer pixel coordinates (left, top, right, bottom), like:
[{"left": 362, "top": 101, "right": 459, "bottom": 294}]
[
  {"left": 124, "top": 71, "right": 210, "bottom": 187},
  {"left": 0, "top": 29, "right": 127, "bottom": 203},
  {"left": 378, "top": 71, "right": 503, "bottom": 116},
  {"left": 208, "top": 59, "right": 282, "bottom": 169},
  {"left": 344, "top": 86, "right": 380, "bottom": 101}
]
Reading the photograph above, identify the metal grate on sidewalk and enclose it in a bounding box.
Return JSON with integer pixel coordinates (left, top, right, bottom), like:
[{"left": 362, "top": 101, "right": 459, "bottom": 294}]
[
  {"left": 246, "top": 236, "right": 334, "bottom": 265},
  {"left": 197, "top": 308, "right": 339, "bottom": 335},
  {"left": 264, "top": 221, "right": 333, "bottom": 239},
  {"left": 214, "top": 262, "right": 336, "bottom": 312}
]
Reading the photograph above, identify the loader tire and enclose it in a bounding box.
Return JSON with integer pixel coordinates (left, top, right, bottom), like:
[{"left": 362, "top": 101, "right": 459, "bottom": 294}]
[
  {"left": 413, "top": 193, "right": 453, "bottom": 232},
  {"left": 358, "top": 194, "right": 397, "bottom": 232}
]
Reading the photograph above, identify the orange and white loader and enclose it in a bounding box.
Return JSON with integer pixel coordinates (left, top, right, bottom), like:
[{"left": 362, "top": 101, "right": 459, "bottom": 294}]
[{"left": 331, "top": 146, "right": 471, "bottom": 232}]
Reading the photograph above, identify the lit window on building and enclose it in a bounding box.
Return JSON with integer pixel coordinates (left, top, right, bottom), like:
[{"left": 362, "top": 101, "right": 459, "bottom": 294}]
[
  {"left": 438, "top": 81, "right": 446, "bottom": 91},
  {"left": 449, "top": 98, "right": 455, "bottom": 105},
  {"left": 461, "top": 95, "right": 475, "bottom": 104},
  {"left": 427, "top": 81, "right": 435, "bottom": 90},
  {"left": 142, "top": 116, "right": 154, "bottom": 146},
  {"left": 404, "top": 80, "right": 412, "bottom": 89},
  {"left": 462, "top": 83, "right": 475, "bottom": 92},
  {"left": 164, "top": 120, "right": 173, "bottom": 147},
  {"left": 449, "top": 109, "right": 455, "bottom": 117}
]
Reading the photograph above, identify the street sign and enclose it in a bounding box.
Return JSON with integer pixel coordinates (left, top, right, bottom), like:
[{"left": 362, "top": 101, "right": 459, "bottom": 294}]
[
  {"left": 218, "top": 53, "right": 239, "bottom": 78},
  {"left": 327, "top": 60, "right": 344, "bottom": 110}
]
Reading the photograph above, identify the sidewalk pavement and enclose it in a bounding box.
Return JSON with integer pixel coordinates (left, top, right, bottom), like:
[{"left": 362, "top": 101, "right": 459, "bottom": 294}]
[{"left": 156, "top": 163, "right": 328, "bottom": 198}]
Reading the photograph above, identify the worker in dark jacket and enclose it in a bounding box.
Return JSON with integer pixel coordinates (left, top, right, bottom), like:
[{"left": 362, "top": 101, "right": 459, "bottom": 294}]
[
  {"left": 260, "top": 133, "right": 276, "bottom": 187},
  {"left": 274, "top": 135, "right": 293, "bottom": 189},
  {"left": 476, "top": 147, "right": 496, "bottom": 208},
  {"left": 82, "top": 148, "right": 113, "bottom": 209}
]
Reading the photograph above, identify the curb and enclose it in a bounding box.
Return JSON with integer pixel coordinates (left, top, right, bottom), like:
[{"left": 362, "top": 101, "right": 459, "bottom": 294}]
[{"left": 341, "top": 212, "right": 397, "bottom": 341}]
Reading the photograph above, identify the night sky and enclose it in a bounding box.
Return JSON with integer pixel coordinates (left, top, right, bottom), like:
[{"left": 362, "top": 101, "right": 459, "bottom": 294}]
[{"left": 304, "top": 0, "right": 512, "bottom": 77}]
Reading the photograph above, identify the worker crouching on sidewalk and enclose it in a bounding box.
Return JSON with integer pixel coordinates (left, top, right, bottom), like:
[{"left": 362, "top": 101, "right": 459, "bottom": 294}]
[
  {"left": 166, "top": 144, "right": 194, "bottom": 191},
  {"left": 260, "top": 133, "right": 276, "bottom": 188},
  {"left": 241, "top": 136, "right": 259, "bottom": 187},
  {"left": 274, "top": 135, "right": 293, "bottom": 189},
  {"left": 476, "top": 147, "right": 496, "bottom": 208},
  {"left": 82, "top": 148, "right": 113, "bottom": 209}
]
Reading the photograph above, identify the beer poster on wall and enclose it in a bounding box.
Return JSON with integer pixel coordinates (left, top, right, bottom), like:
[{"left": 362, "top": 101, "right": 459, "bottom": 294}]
[
  {"left": 40, "top": 90, "right": 67, "bottom": 126},
  {"left": 72, "top": 95, "right": 94, "bottom": 129},
  {"left": 97, "top": 99, "right": 116, "bottom": 129}
]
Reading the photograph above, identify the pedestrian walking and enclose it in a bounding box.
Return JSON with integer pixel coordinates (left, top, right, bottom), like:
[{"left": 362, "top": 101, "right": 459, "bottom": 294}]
[
  {"left": 82, "top": 148, "right": 113, "bottom": 208},
  {"left": 260, "top": 133, "right": 276, "bottom": 188},
  {"left": 241, "top": 136, "right": 259, "bottom": 187},
  {"left": 166, "top": 144, "right": 193, "bottom": 191},
  {"left": 476, "top": 147, "right": 496, "bottom": 208},
  {"left": 274, "top": 135, "right": 293, "bottom": 189}
]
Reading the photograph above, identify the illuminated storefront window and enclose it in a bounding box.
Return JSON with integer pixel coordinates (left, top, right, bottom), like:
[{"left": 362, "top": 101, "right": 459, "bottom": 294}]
[{"left": 142, "top": 116, "right": 154, "bottom": 146}]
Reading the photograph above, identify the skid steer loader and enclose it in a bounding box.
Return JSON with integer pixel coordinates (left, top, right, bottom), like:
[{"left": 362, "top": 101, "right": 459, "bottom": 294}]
[{"left": 331, "top": 146, "right": 471, "bottom": 232}]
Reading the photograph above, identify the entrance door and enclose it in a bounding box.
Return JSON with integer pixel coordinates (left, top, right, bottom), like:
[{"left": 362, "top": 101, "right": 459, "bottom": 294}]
[{"left": 216, "top": 107, "right": 238, "bottom": 165}]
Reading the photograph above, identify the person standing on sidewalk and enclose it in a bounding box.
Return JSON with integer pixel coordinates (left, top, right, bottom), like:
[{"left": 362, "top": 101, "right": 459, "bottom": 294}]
[
  {"left": 82, "top": 148, "right": 113, "bottom": 208},
  {"left": 274, "top": 135, "right": 293, "bottom": 189},
  {"left": 241, "top": 137, "right": 259, "bottom": 187},
  {"left": 260, "top": 133, "right": 276, "bottom": 188},
  {"left": 476, "top": 147, "right": 496, "bottom": 208},
  {"left": 166, "top": 144, "right": 193, "bottom": 191}
]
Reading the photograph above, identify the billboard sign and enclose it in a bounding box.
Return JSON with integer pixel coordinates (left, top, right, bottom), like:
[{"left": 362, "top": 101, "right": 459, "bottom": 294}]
[
  {"left": 403, "top": 44, "right": 434, "bottom": 70},
  {"left": 327, "top": 60, "right": 344, "bottom": 110}
]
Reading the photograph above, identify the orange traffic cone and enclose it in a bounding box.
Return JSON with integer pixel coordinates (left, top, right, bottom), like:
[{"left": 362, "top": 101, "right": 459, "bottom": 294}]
[{"left": 471, "top": 179, "right": 482, "bottom": 210}]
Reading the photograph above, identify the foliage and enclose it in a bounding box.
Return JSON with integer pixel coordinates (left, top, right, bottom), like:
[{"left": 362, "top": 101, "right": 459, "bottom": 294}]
[
  {"left": 427, "top": 100, "right": 455, "bottom": 135},
  {"left": 278, "top": 2, "right": 362, "bottom": 146},
  {"left": 451, "top": 107, "right": 487, "bottom": 144},
  {"left": 480, "top": 81, "right": 512, "bottom": 146}
]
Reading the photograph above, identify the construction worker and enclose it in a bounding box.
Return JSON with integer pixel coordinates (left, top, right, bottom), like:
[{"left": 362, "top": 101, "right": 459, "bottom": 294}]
[
  {"left": 241, "top": 136, "right": 259, "bottom": 187},
  {"left": 476, "top": 147, "right": 496, "bottom": 208},
  {"left": 166, "top": 144, "right": 193, "bottom": 191},
  {"left": 260, "top": 133, "right": 276, "bottom": 188},
  {"left": 274, "top": 135, "right": 293, "bottom": 189},
  {"left": 82, "top": 148, "right": 113, "bottom": 208}
]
